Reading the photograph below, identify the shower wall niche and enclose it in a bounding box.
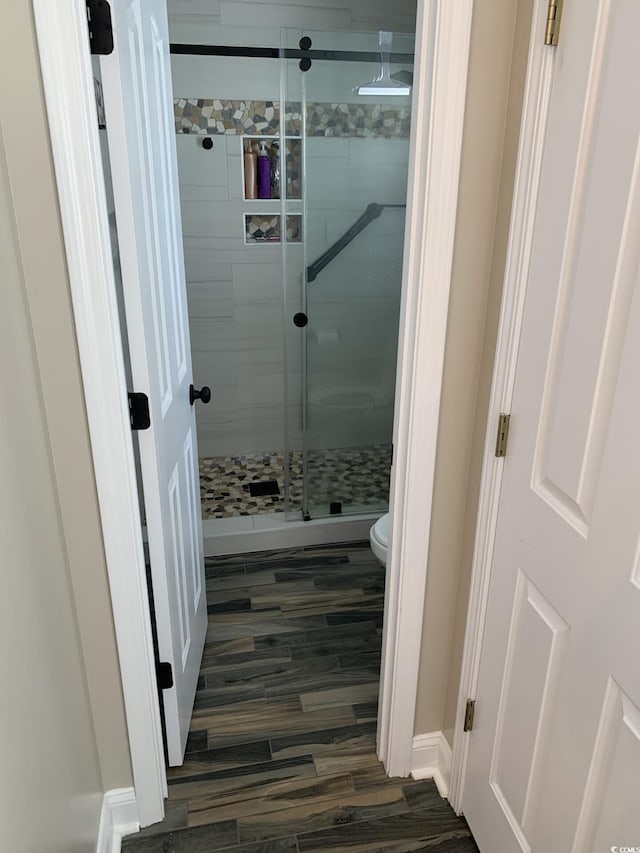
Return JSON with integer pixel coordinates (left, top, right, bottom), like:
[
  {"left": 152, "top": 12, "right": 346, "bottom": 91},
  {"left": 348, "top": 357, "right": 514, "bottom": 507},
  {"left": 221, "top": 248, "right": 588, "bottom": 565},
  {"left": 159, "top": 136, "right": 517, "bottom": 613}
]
[{"left": 171, "top": 29, "right": 413, "bottom": 521}]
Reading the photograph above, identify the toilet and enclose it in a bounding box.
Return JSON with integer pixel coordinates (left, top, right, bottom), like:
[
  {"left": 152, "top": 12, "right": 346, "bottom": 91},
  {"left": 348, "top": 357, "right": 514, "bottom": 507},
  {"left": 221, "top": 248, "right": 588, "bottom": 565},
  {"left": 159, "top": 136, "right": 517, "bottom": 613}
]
[{"left": 369, "top": 512, "right": 390, "bottom": 565}]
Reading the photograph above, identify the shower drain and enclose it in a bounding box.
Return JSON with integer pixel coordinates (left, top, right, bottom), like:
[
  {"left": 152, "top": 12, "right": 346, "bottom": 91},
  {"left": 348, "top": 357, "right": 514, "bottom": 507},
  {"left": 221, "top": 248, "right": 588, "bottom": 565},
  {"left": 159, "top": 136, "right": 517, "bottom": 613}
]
[{"left": 245, "top": 479, "right": 280, "bottom": 497}]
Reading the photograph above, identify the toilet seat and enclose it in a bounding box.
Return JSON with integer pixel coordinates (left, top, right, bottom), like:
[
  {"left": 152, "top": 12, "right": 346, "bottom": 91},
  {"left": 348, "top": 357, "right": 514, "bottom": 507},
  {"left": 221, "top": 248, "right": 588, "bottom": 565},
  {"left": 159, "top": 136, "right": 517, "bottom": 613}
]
[{"left": 370, "top": 512, "right": 390, "bottom": 564}]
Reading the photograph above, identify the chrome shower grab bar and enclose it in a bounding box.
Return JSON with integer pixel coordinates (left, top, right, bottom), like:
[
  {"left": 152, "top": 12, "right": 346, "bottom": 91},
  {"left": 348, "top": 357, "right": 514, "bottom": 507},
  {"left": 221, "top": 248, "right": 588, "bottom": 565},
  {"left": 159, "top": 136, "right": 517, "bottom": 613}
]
[{"left": 306, "top": 202, "right": 406, "bottom": 283}]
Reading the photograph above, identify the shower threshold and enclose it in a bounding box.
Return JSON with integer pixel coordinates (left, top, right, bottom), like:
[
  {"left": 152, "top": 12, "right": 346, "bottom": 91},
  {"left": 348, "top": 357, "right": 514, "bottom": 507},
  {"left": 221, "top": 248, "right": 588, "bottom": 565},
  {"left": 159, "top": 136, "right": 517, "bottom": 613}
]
[{"left": 203, "top": 512, "right": 378, "bottom": 557}]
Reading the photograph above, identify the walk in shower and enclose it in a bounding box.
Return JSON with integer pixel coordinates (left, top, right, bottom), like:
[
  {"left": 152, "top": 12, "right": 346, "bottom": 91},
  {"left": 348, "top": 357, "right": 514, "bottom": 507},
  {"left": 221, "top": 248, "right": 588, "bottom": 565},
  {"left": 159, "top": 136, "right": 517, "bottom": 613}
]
[{"left": 170, "top": 27, "right": 414, "bottom": 523}]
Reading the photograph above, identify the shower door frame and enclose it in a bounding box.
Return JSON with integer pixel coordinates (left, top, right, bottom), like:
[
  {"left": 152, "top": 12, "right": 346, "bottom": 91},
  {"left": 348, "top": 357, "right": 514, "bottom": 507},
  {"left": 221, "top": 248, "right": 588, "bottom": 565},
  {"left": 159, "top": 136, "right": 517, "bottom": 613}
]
[{"left": 33, "top": 0, "right": 474, "bottom": 827}]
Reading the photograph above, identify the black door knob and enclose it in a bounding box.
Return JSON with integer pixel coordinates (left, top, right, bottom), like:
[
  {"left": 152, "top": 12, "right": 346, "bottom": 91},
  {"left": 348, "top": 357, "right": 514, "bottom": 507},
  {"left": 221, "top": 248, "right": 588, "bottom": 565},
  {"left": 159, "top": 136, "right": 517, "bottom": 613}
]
[
  {"left": 189, "top": 384, "right": 212, "bottom": 405},
  {"left": 293, "top": 312, "right": 308, "bottom": 328}
]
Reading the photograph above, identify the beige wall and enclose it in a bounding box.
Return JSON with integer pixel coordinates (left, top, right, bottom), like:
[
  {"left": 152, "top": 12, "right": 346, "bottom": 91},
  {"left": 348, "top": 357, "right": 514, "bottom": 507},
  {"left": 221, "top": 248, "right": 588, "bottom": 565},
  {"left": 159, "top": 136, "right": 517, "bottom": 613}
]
[
  {"left": 414, "top": 0, "right": 533, "bottom": 738},
  {"left": 0, "top": 2, "right": 132, "bottom": 848},
  {"left": 441, "top": 0, "right": 535, "bottom": 744}
]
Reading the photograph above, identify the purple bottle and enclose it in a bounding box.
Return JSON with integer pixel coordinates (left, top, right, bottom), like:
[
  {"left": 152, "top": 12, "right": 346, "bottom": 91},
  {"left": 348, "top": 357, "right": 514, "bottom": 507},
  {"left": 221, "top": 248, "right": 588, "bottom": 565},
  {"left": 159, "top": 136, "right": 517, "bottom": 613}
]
[{"left": 258, "top": 141, "right": 272, "bottom": 199}]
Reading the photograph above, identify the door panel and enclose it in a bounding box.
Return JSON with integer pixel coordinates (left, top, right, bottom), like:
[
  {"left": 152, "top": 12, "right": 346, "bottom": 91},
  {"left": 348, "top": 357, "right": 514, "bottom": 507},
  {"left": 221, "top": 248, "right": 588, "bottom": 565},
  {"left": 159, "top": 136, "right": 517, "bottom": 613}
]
[
  {"left": 489, "top": 573, "right": 569, "bottom": 844},
  {"left": 101, "top": 0, "right": 207, "bottom": 766},
  {"left": 572, "top": 681, "right": 640, "bottom": 851},
  {"left": 532, "top": 0, "right": 640, "bottom": 537},
  {"left": 463, "top": 0, "right": 640, "bottom": 848}
]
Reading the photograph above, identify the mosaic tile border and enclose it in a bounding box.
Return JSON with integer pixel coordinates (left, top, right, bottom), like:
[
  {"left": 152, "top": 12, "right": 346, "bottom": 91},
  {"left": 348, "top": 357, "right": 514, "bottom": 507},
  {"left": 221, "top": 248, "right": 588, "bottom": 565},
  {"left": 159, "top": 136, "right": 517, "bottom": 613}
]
[
  {"left": 175, "top": 99, "right": 297, "bottom": 136},
  {"left": 175, "top": 98, "right": 410, "bottom": 139}
]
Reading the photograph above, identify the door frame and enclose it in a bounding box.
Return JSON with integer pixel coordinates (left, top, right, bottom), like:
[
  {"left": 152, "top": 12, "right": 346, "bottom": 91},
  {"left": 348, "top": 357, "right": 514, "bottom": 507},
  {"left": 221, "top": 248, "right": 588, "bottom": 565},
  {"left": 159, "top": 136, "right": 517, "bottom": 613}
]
[
  {"left": 448, "top": 0, "right": 558, "bottom": 813},
  {"left": 378, "top": 0, "right": 473, "bottom": 776},
  {"left": 33, "top": 0, "right": 473, "bottom": 825},
  {"left": 32, "top": 0, "right": 167, "bottom": 828}
]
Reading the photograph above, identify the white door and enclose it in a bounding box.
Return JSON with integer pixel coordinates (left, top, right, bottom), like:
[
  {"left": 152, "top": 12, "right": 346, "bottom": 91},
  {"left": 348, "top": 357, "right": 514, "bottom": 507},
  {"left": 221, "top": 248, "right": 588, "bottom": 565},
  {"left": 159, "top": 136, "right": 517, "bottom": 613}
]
[
  {"left": 100, "top": 0, "right": 207, "bottom": 766},
  {"left": 463, "top": 0, "right": 640, "bottom": 850}
]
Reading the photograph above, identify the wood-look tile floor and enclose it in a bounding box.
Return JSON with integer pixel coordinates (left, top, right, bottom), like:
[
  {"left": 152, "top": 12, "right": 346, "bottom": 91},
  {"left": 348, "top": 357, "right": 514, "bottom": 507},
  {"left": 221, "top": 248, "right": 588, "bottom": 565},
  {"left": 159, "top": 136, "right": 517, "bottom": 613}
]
[{"left": 123, "top": 543, "right": 478, "bottom": 853}]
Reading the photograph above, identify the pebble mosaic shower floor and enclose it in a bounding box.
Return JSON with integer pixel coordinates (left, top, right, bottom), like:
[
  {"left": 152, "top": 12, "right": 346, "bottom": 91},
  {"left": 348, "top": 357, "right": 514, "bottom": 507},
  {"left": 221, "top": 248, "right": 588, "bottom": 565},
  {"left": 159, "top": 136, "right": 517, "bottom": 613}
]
[{"left": 199, "top": 446, "right": 392, "bottom": 519}]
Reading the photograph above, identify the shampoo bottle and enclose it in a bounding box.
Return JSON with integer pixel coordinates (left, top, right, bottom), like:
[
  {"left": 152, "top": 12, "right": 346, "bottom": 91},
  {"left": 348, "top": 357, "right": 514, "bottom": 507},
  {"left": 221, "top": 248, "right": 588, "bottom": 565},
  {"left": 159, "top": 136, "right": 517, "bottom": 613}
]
[
  {"left": 244, "top": 140, "right": 257, "bottom": 199},
  {"left": 258, "top": 141, "right": 272, "bottom": 199},
  {"left": 271, "top": 140, "right": 281, "bottom": 199}
]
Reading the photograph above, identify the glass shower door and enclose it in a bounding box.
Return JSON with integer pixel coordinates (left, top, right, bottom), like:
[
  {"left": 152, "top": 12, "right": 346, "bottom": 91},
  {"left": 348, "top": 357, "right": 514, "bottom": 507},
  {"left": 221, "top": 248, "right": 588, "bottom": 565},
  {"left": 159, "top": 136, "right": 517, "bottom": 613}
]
[{"left": 283, "top": 28, "right": 413, "bottom": 520}]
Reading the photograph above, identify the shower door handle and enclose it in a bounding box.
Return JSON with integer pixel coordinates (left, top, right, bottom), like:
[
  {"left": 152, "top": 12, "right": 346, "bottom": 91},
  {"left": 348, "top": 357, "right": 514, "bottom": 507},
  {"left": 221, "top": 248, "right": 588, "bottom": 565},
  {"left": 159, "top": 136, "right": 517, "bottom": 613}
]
[{"left": 189, "top": 384, "right": 212, "bottom": 405}]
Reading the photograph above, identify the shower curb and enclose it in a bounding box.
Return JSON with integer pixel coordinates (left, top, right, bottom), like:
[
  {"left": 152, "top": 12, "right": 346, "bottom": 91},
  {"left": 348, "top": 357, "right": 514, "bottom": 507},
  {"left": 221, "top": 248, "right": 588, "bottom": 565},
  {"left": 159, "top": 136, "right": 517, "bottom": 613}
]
[{"left": 202, "top": 513, "right": 378, "bottom": 557}]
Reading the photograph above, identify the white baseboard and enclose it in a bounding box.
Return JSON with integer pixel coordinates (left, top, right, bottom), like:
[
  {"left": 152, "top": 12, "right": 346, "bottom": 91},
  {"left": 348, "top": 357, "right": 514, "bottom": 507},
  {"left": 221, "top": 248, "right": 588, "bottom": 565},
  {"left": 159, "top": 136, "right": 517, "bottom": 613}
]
[
  {"left": 96, "top": 788, "right": 139, "bottom": 853},
  {"left": 411, "top": 732, "right": 453, "bottom": 799}
]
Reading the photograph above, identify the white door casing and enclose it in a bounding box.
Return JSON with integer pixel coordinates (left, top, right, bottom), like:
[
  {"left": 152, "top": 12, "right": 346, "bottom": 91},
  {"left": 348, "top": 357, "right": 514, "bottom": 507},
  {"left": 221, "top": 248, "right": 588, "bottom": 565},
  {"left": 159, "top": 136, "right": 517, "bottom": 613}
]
[
  {"left": 100, "top": 0, "right": 207, "bottom": 766},
  {"left": 462, "top": 0, "right": 640, "bottom": 849},
  {"left": 32, "top": 0, "right": 475, "bottom": 824},
  {"left": 378, "top": 0, "right": 473, "bottom": 777}
]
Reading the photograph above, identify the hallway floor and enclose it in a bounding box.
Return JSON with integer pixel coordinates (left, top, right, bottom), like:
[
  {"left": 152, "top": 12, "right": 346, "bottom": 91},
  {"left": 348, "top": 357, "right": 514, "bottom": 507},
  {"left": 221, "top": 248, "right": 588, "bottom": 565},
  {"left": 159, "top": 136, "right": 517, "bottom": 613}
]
[{"left": 123, "top": 543, "right": 478, "bottom": 852}]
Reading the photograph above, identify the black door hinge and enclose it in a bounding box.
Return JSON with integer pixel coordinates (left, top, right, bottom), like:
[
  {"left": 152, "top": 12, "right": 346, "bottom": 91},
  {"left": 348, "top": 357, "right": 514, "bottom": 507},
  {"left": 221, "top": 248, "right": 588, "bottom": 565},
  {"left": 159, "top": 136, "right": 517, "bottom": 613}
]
[
  {"left": 157, "top": 662, "right": 173, "bottom": 690},
  {"left": 86, "top": 0, "right": 114, "bottom": 55},
  {"left": 128, "top": 392, "right": 151, "bottom": 430}
]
